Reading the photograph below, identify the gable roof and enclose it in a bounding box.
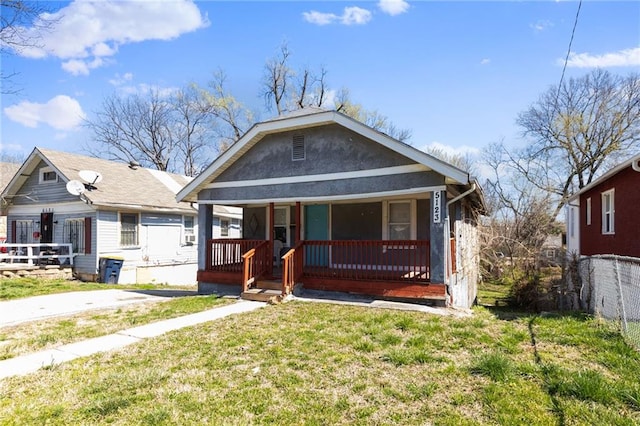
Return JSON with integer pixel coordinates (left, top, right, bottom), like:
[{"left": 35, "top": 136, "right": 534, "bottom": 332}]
[
  {"left": 177, "top": 109, "right": 472, "bottom": 203},
  {"left": 568, "top": 153, "right": 640, "bottom": 202},
  {"left": 0, "top": 162, "right": 20, "bottom": 193},
  {"left": 2, "top": 147, "right": 195, "bottom": 214}
]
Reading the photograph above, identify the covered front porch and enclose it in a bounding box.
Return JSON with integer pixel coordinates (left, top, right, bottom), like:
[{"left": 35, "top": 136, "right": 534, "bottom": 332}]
[{"left": 197, "top": 236, "right": 452, "bottom": 304}]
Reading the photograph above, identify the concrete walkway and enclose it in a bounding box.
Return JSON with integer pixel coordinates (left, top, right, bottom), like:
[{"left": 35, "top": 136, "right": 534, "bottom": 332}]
[{"left": 0, "top": 299, "right": 265, "bottom": 380}]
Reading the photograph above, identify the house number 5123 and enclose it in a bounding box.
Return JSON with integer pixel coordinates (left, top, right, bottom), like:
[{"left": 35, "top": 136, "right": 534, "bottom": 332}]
[{"left": 433, "top": 191, "right": 441, "bottom": 223}]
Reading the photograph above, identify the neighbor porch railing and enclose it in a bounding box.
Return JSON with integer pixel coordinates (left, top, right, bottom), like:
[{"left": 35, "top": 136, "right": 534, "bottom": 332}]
[
  {"left": 0, "top": 243, "right": 74, "bottom": 266},
  {"left": 241, "top": 241, "right": 270, "bottom": 292}
]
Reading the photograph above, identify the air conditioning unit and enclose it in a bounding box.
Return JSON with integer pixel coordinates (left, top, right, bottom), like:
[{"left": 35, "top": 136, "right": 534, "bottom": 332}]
[{"left": 185, "top": 234, "right": 196, "bottom": 245}]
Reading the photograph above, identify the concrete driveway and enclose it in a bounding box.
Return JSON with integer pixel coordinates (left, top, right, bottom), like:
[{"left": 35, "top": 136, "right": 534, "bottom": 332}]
[{"left": 0, "top": 289, "right": 197, "bottom": 327}]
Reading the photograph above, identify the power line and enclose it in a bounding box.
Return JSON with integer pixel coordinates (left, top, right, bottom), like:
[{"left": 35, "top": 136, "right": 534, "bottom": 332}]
[{"left": 556, "top": 0, "right": 583, "bottom": 104}]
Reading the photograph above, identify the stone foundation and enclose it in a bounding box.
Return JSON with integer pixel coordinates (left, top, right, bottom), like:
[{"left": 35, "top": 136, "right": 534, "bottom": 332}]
[{"left": 0, "top": 265, "right": 74, "bottom": 280}]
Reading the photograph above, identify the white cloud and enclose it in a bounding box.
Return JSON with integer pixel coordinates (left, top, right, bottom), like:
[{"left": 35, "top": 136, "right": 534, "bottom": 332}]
[
  {"left": 3, "top": 95, "right": 86, "bottom": 130},
  {"left": 303, "top": 6, "right": 372, "bottom": 26},
  {"left": 341, "top": 7, "right": 372, "bottom": 25},
  {"left": 530, "top": 20, "right": 553, "bottom": 32},
  {"left": 61, "top": 57, "right": 106, "bottom": 76},
  {"left": 108, "top": 72, "right": 134, "bottom": 87},
  {"left": 563, "top": 47, "right": 640, "bottom": 68},
  {"left": 378, "top": 0, "right": 410, "bottom": 16},
  {"left": 14, "top": 0, "right": 208, "bottom": 75},
  {"left": 302, "top": 11, "right": 338, "bottom": 26},
  {"left": 480, "top": 58, "right": 491, "bottom": 65}
]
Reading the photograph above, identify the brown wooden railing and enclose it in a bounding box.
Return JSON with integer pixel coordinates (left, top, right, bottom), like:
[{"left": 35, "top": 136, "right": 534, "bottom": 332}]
[
  {"left": 241, "top": 241, "right": 270, "bottom": 292},
  {"left": 206, "top": 239, "right": 265, "bottom": 274},
  {"left": 298, "top": 240, "right": 430, "bottom": 283},
  {"left": 449, "top": 238, "right": 457, "bottom": 275},
  {"left": 281, "top": 241, "right": 304, "bottom": 295}
]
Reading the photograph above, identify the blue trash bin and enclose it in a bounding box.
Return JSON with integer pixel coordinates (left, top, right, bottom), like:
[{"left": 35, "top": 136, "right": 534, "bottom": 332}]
[{"left": 99, "top": 256, "right": 124, "bottom": 284}]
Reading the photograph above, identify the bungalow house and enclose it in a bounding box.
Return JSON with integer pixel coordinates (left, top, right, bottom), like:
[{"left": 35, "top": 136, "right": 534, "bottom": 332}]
[
  {"left": 177, "top": 109, "right": 485, "bottom": 308},
  {"left": 1, "top": 147, "right": 241, "bottom": 284},
  {"left": 566, "top": 153, "right": 640, "bottom": 258}
]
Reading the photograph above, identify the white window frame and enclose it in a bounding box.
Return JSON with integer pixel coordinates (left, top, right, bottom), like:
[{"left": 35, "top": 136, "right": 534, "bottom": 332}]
[
  {"left": 586, "top": 197, "right": 591, "bottom": 226},
  {"left": 119, "top": 212, "right": 139, "bottom": 247},
  {"left": 183, "top": 215, "right": 196, "bottom": 245},
  {"left": 382, "top": 200, "right": 417, "bottom": 242},
  {"left": 39, "top": 166, "right": 58, "bottom": 184},
  {"left": 601, "top": 189, "right": 615, "bottom": 235}
]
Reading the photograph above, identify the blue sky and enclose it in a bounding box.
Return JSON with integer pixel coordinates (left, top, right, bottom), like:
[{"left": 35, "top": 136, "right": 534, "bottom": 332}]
[{"left": 1, "top": 0, "right": 639, "bottom": 167}]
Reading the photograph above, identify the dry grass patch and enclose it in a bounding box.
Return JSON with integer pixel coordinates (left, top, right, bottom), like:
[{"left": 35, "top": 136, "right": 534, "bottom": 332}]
[{"left": 1, "top": 303, "right": 638, "bottom": 425}]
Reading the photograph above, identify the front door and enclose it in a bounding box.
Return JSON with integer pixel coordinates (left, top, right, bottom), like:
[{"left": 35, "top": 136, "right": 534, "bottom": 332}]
[
  {"left": 40, "top": 212, "right": 53, "bottom": 243},
  {"left": 304, "top": 204, "right": 329, "bottom": 266}
]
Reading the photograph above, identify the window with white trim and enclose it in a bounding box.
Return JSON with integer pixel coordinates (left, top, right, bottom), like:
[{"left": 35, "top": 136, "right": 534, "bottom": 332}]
[
  {"left": 64, "top": 218, "right": 85, "bottom": 254},
  {"left": 39, "top": 166, "right": 58, "bottom": 184},
  {"left": 586, "top": 197, "right": 591, "bottom": 226},
  {"left": 183, "top": 216, "right": 196, "bottom": 245},
  {"left": 120, "top": 213, "right": 139, "bottom": 246},
  {"left": 383, "top": 200, "right": 416, "bottom": 241},
  {"left": 601, "top": 189, "right": 614, "bottom": 235}
]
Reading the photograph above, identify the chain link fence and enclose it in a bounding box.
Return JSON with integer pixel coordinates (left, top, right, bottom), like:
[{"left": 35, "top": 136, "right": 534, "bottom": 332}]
[{"left": 565, "top": 255, "right": 640, "bottom": 350}]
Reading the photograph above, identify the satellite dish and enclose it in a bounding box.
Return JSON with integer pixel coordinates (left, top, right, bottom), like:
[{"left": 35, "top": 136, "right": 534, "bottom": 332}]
[
  {"left": 66, "top": 180, "right": 86, "bottom": 196},
  {"left": 79, "top": 170, "right": 103, "bottom": 185},
  {"left": 78, "top": 170, "right": 102, "bottom": 190}
]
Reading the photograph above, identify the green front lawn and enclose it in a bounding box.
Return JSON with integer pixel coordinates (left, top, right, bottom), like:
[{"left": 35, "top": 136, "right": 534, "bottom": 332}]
[{"left": 1, "top": 302, "right": 638, "bottom": 425}]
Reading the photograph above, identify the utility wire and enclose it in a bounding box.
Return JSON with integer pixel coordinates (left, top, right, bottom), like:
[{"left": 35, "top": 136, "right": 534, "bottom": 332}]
[{"left": 556, "top": 0, "right": 583, "bottom": 106}]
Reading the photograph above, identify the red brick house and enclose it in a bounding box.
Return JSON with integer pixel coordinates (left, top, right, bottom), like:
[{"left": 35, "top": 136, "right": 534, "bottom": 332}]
[{"left": 566, "top": 153, "right": 640, "bottom": 258}]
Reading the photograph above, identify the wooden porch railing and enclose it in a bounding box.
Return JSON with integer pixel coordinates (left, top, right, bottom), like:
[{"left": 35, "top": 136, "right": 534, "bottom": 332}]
[
  {"left": 241, "top": 241, "right": 270, "bottom": 292},
  {"left": 0, "top": 243, "right": 74, "bottom": 266},
  {"left": 449, "top": 237, "right": 457, "bottom": 275},
  {"left": 281, "top": 241, "right": 304, "bottom": 295},
  {"left": 281, "top": 240, "right": 430, "bottom": 288},
  {"left": 206, "top": 239, "right": 265, "bottom": 273}
]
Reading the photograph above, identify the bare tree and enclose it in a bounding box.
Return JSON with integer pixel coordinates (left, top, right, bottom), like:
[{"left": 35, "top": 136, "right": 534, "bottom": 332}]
[
  {"left": 515, "top": 69, "right": 640, "bottom": 217},
  {"left": 1, "top": 0, "right": 57, "bottom": 94},
  {"left": 262, "top": 42, "right": 292, "bottom": 115},
  {"left": 172, "top": 85, "right": 218, "bottom": 177},
  {"left": 198, "top": 70, "right": 253, "bottom": 151},
  {"left": 86, "top": 89, "right": 176, "bottom": 172},
  {"left": 335, "top": 88, "right": 412, "bottom": 143}
]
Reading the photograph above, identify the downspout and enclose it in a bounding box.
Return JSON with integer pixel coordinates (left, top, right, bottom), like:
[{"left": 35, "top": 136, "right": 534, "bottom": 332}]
[
  {"left": 632, "top": 159, "right": 640, "bottom": 172},
  {"left": 443, "top": 182, "right": 477, "bottom": 304}
]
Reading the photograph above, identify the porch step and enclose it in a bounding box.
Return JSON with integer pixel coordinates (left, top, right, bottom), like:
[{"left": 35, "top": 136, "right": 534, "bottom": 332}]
[
  {"left": 255, "top": 280, "right": 282, "bottom": 291},
  {"left": 241, "top": 288, "right": 282, "bottom": 302}
]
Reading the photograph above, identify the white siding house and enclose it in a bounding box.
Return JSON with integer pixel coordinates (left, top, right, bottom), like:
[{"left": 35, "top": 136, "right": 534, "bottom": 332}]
[{"left": 1, "top": 147, "right": 241, "bottom": 285}]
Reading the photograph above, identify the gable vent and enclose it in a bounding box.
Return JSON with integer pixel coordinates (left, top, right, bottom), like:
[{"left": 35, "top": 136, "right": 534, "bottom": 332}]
[{"left": 292, "top": 135, "right": 305, "bottom": 161}]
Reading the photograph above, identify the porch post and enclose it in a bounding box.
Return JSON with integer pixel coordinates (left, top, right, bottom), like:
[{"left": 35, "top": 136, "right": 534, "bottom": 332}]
[
  {"left": 430, "top": 190, "right": 447, "bottom": 284},
  {"left": 268, "top": 202, "right": 274, "bottom": 277},
  {"left": 198, "top": 204, "right": 214, "bottom": 271},
  {"left": 295, "top": 201, "right": 301, "bottom": 243}
]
